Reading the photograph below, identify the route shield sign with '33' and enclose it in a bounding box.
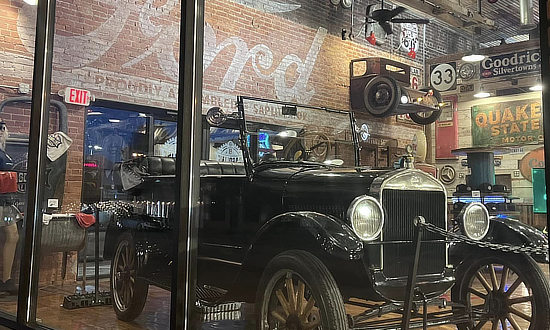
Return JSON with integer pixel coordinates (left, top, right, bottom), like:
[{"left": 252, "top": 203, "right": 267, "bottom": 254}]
[{"left": 430, "top": 62, "right": 457, "bottom": 92}]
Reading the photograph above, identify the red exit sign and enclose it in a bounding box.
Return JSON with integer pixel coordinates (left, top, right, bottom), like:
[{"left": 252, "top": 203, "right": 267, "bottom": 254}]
[{"left": 63, "top": 87, "right": 91, "bottom": 106}]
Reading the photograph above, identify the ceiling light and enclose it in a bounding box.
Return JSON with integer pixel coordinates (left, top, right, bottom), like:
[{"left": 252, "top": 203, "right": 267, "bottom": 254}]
[
  {"left": 108, "top": 119, "right": 121, "bottom": 123},
  {"left": 474, "top": 91, "right": 491, "bottom": 98},
  {"left": 529, "top": 84, "right": 543, "bottom": 91},
  {"left": 23, "top": 0, "right": 37, "bottom": 5},
  {"left": 462, "top": 34, "right": 485, "bottom": 62},
  {"left": 462, "top": 54, "right": 486, "bottom": 62}
]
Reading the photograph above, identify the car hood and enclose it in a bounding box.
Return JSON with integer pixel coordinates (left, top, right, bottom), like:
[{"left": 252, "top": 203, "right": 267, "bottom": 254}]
[{"left": 255, "top": 164, "right": 391, "bottom": 219}]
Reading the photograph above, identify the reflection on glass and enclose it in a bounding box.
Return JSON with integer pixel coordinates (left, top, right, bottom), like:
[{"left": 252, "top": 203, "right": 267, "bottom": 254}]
[
  {"left": 29, "top": 0, "right": 181, "bottom": 324},
  {"left": 0, "top": 120, "right": 22, "bottom": 310}
]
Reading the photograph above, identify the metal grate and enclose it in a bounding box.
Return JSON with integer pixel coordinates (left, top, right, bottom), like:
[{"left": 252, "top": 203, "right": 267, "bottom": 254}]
[{"left": 381, "top": 189, "right": 447, "bottom": 278}]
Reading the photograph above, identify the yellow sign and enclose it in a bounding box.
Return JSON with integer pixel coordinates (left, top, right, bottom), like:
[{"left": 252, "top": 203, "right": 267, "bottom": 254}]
[{"left": 471, "top": 99, "right": 543, "bottom": 146}]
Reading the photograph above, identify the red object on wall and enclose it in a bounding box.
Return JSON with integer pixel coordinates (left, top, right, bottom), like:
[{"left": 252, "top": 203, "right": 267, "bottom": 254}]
[
  {"left": 64, "top": 87, "right": 91, "bottom": 106},
  {"left": 435, "top": 95, "right": 458, "bottom": 159},
  {"left": 0, "top": 172, "right": 18, "bottom": 194}
]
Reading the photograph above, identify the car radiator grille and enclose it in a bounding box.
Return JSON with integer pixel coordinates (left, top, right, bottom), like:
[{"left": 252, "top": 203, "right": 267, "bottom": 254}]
[{"left": 381, "top": 189, "right": 447, "bottom": 278}]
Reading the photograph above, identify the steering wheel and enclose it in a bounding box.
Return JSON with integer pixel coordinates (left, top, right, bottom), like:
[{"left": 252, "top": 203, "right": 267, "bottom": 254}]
[{"left": 304, "top": 133, "right": 330, "bottom": 161}]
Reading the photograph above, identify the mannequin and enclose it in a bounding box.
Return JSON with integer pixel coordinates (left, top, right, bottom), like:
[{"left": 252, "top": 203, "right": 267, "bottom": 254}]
[{"left": 0, "top": 119, "right": 19, "bottom": 295}]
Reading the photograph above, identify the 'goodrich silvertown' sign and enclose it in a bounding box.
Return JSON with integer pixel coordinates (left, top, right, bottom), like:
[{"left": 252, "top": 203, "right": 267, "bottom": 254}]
[{"left": 480, "top": 49, "right": 540, "bottom": 79}]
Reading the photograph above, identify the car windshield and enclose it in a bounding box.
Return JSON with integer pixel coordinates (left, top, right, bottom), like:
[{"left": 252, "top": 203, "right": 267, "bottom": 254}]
[{"left": 240, "top": 98, "right": 357, "bottom": 167}]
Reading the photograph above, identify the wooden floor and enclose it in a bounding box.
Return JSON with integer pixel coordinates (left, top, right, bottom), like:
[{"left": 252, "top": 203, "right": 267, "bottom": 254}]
[{"left": 0, "top": 265, "right": 547, "bottom": 329}]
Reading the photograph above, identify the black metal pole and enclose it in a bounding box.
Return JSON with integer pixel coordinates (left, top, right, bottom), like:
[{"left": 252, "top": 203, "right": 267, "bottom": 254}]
[
  {"left": 538, "top": 0, "right": 550, "bottom": 277},
  {"left": 16, "top": 0, "right": 57, "bottom": 324},
  {"left": 170, "top": 0, "right": 204, "bottom": 328},
  {"left": 401, "top": 216, "right": 425, "bottom": 329},
  {"left": 94, "top": 208, "right": 100, "bottom": 301}
]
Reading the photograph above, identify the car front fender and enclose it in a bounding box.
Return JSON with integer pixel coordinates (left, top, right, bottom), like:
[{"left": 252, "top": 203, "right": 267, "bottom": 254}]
[
  {"left": 248, "top": 211, "right": 364, "bottom": 261},
  {"left": 450, "top": 216, "right": 549, "bottom": 264},
  {"left": 489, "top": 217, "right": 548, "bottom": 263},
  {"left": 229, "top": 212, "right": 367, "bottom": 302}
]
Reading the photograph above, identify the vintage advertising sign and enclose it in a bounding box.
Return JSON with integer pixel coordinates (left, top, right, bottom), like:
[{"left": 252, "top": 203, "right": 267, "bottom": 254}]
[
  {"left": 430, "top": 62, "right": 457, "bottom": 92},
  {"left": 471, "top": 99, "right": 543, "bottom": 146},
  {"left": 518, "top": 147, "right": 544, "bottom": 182},
  {"left": 480, "top": 49, "right": 540, "bottom": 79},
  {"left": 399, "top": 23, "right": 419, "bottom": 53}
]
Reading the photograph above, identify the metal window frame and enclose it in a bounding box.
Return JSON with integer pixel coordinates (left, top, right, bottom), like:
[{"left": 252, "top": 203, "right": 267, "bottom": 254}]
[
  {"left": 538, "top": 0, "right": 550, "bottom": 275},
  {"left": 15, "top": 0, "right": 57, "bottom": 324},
  {"left": 170, "top": 0, "right": 205, "bottom": 329},
  {"left": 0, "top": 0, "right": 204, "bottom": 327}
]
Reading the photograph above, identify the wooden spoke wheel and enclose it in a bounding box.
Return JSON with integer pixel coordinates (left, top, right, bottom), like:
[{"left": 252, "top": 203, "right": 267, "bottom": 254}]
[
  {"left": 265, "top": 271, "right": 321, "bottom": 329},
  {"left": 256, "top": 250, "right": 347, "bottom": 330},
  {"left": 304, "top": 133, "right": 330, "bottom": 161},
  {"left": 111, "top": 232, "right": 148, "bottom": 321},
  {"left": 455, "top": 253, "right": 550, "bottom": 330}
]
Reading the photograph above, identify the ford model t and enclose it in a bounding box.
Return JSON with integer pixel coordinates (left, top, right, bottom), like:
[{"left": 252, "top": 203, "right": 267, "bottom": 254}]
[{"left": 103, "top": 96, "right": 549, "bottom": 329}]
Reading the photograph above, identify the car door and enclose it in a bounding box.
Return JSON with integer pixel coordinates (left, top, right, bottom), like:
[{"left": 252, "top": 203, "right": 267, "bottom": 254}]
[{"left": 197, "top": 124, "right": 248, "bottom": 292}]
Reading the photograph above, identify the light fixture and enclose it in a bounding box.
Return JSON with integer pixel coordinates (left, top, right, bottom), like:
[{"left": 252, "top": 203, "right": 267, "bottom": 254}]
[
  {"left": 461, "top": 54, "right": 486, "bottom": 62},
  {"left": 400, "top": 95, "right": 409, "bottom": 104},
  {"left": 23, "top": 0, "right": 37, "bottom": 5},
  {"left": 278, "top": 130, "right": 297, "bottom": 138},
  {"left": 108, "top": 119, "right": 121, "bottom": 123},
  {"left": 462, "top": 33, "right": 485, "bottom": 62},
  {"left": 474, "top": 91, "right": 491, "bottom": 98},
  {"left": 87, "top": 111, "right": 102, "bottom": 115},
  {"left": 530, "top": 79, "right": 543, "bottom": 91}
]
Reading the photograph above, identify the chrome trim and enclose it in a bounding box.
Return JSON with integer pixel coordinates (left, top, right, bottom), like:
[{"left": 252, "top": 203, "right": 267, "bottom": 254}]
[
  {"left": 197, "top": 257, "right": 242, "bottom": 266},
  {"left": 202, "top": 243, "right": 243, "bottom": 250},
  {"left": 201, "top": 174, "right": 246, "bottom": 178},
  {"left": 373, "top": 169, "right": 449, "bottom": 271},
  {"left": 346, "top": 195, "right": 385, "bottom": 242},
  {"left": 459, "top": 202, "right": 490, "bottom": 241}
]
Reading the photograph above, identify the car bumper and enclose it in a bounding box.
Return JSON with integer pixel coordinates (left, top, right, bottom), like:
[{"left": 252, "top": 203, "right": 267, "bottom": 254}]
[{"left": 371, "top": 266, "right": 455, "bottom": 302}]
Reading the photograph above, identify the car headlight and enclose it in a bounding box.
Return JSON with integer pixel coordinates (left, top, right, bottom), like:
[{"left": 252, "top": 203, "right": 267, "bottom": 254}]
[
  {"left": 347, "top": 195, "right": 384, "bottom": 241},
  {"left": 460, "top": 202, "right": 490, "bottom": 241}
]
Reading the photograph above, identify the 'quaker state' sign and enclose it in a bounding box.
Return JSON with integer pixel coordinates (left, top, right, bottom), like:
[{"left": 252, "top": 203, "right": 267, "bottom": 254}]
[
  {"left": 480, "top": 49, "right": 540, "bottom": 79},
  {"left": 472, "top": 99, "right": 543, "bottom": 146}
]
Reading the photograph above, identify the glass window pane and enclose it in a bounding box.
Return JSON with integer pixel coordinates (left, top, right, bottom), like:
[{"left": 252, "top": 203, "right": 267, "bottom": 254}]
[
  {"left": 194, "top": 1, "right": 549, "bottom": 329},
  {"left": 17, "top": 0, "right": 182, "bottom": 326},
  {"left": 0, "top": 0, "right": 35, "bottom": 316}
]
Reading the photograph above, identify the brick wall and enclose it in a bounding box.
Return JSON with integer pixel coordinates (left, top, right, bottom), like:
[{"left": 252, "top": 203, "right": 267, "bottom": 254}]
[{"left": 0, "top": 0, "right": 474, "bottom": 283}]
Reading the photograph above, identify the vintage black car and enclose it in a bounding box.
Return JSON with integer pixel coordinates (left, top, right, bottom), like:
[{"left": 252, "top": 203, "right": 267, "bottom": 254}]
[{"left": 103, "top": 96, "right": 549, "bottom": 329}]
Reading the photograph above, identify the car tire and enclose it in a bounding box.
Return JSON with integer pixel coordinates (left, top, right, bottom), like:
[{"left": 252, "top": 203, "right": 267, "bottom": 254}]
[
  {"left": 111, "top": 232, "right": 149, "bottom": 321},
  {"left": 255, "top": 250, "right": 348, "bottom": 330},
  {"left": 408, "top": 109, "right": 442, "bottom": 125},
  {"left": 363, "top": 75, "right": 401, "bottom": 117},
  {"left": 408, "top": 88, "right": 443, "bottom": 125},
  {"left": 453, "top": 252, "right": 550, "bottom": 330}
]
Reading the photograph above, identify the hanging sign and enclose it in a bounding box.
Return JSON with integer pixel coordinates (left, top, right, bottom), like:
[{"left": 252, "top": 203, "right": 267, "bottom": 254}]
[
  {"left": 63, "top": 87, "right": 92, "bottom": 106},
  {"left": 480, "top": 49, "right": 540, "bottom": 79},
  {"left": 399, "top": 23, "right": 419, "bottom": 58},
  {"left": 471, "top": 99, "right": 543, "bottom": 146},
  {"left": 430, "top": 63, "right": 457, "bottom": 92}
]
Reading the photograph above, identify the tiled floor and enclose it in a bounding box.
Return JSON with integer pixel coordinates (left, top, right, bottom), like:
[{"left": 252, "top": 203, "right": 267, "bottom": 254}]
[{"left": 0, "top": 265, "right": 547, "bottom": 329}]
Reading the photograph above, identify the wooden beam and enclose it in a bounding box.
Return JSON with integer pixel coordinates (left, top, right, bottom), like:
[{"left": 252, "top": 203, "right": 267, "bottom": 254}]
[{"left": 391, "top": 0, "right": 496, "bottom": 32}]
